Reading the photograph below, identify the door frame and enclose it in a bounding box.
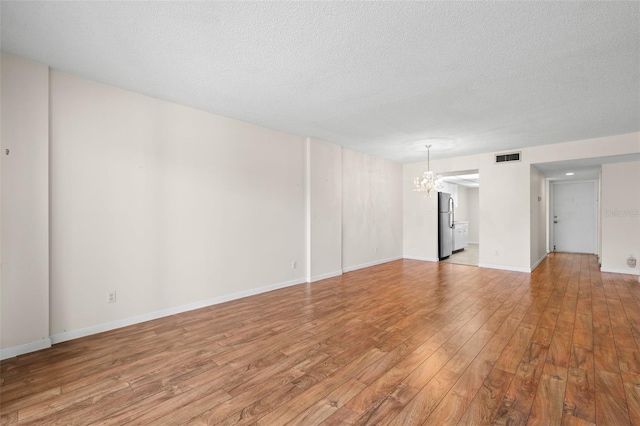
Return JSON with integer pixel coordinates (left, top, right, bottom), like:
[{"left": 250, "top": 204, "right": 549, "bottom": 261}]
[{"left": 549, "top": 179, "right": 599, "bottom": 254}]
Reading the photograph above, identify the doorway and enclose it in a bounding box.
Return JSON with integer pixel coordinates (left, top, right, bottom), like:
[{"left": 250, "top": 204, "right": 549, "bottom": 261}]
[
  {"left": 551, "top": 181, "right": 597, "bottom": 253},
  {"left": 439, "top": 171, "right": 480, "bottom": 266}
]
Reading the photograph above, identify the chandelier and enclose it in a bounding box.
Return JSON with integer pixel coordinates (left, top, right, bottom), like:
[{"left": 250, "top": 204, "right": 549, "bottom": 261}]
[{"left": 413, "top": 145, "right": 443, "bottom": 195}]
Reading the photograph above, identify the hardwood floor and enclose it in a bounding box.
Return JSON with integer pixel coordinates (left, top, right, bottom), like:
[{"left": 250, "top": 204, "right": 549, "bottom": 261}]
[{"left": 2, "top": 253, "right": 639, "bottom": 425}]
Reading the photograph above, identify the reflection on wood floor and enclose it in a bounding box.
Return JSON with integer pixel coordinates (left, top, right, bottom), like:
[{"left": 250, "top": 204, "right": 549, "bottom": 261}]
[
  {"left": 442, "top": 243, "right": 479, "bottom": 266},
  {"left": 1, "top": 253, "right": 639, "bottom": 425}
]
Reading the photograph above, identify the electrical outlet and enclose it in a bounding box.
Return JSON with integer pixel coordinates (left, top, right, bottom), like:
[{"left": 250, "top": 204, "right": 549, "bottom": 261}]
[
  {"left": 108, "top": 291, "right": 116, "bottom": 304},
  {"left": 495, "top": 250, "right": 500, "bottom": 256},
  {"left": 292, "top": 261, "right": 297, "bottom": 269},
  {"left": 628, "top": 256, "right": 637, "bottom": 268}
]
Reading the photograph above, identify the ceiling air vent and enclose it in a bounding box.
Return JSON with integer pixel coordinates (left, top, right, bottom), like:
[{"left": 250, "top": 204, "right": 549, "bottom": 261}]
[{"left": 495, "top": 152, "right": 521, "bottom": 163}]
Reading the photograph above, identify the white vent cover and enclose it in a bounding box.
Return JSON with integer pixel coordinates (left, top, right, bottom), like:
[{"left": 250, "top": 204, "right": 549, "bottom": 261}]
[{"left": 495, "top": 152, "right": 521, "bottom": 163}]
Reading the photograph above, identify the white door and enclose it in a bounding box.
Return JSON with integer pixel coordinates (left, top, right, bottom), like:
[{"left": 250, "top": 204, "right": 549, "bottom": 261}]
[{"left": 552, "top": 181, "right": 597, "bottom": 253}]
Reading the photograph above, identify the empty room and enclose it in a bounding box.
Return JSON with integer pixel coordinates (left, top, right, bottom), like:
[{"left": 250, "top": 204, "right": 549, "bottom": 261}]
[{"left": 1, "top": 1, "right": 640, "bottom": 425}]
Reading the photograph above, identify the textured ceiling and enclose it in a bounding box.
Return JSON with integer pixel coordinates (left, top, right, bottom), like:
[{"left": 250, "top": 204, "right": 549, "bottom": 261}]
[{"left": 1, "top": 1, "right": 639, "bottom": 163}]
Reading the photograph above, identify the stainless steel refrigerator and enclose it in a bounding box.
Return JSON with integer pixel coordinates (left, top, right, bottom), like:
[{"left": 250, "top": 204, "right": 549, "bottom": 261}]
[{"left": 438, "top": 191, "right": 454, "bottom": 260}]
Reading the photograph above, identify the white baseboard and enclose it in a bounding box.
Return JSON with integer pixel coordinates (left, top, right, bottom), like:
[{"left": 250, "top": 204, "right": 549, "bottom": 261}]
[
  {"left": 478, "top": 263, "right": 531, "bottom": 273},
  {"left": 530, "top": 254, "right": 547, "bottom": 272},
  {"left": 403, "top": 256, "right": 439, "bottom": 262},
  {"left": 309, "top": 270, "right": 343, "bottom": 283},
  {"left": 50, "top": 277, "right": 307, "bottom": 345},
  {"left": 468, "top": 241, "right": 479, "bottom": 245},
  {"left": 1, "top": 338, "right": 51, "bottom": 361},
  {"left": 342, "top": 256, "right": 402, "bottom": 273},
  {"left": 600, "top": 267, "right": 640, "bottom": 276}
]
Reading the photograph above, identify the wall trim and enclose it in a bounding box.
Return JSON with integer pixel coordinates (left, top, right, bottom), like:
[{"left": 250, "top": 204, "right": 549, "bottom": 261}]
[
  {"left": 1, "top": 338, "right": 52, "bottom": 361},
  {"left": 50, "top": 277, "right": 307, "bottom": 345},
  {"left": 468, "top": 241, "right": 479, "bottom": 245},
  {"left": 403, "top": 256, "right": 439, "bottom": 263},
  {"left": 478, "top": 263, "right": 531, "bottom": 273},
  {"left": 530, "top": 254, "right": 548, "bottom": 272},
  {"left": 309, "top": 270, "right": 343, "bottom": 283},
  {"left": 342, "top": 256, "right": 402, "bottom": 273},
  {"left": 600, "top": 267, "right": 640, "bottom": 276}
]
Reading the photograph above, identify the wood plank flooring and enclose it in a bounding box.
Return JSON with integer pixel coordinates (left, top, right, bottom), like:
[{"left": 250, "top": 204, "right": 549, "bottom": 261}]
[{"left": 2, "top": 253, "right": 639, "bottom": 425}]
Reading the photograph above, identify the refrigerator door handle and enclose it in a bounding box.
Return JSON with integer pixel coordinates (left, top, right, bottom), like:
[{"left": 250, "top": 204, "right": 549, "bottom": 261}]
[{"left": 449, "top": 197, "right": 455, "bottom": 228}]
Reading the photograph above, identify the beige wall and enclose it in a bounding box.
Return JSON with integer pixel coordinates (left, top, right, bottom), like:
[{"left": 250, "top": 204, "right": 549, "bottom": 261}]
[
  {"left": 467, "top": 188, "right": 480, "bottom": 243},
  {"left": 1, "top": 56, "right": 405, "bottom": 358},
  {"left": 479, "top": 155, "right": 531, "bottom": 270},
  {"left": 601, "top": 161, "right": 640, "bottom": 275},
  {"left": 530, "top": 166, "right": 547, "bottom": 269},
  {"left": 452, "top": 185, "right": 481, "bottom": 244},
  {"left": 306, "top": 139, "right": 403, "bottom": 279},
  {"left": 402, "top": 174, "right": 439, "bottom": 262},
  {"left": 342, "top": 148, "right": 403, "bottom": 271},
  {"left": 307, "top": 138, "right": 343, "bottom": 281},
  {"left": 454, "top": 186, "right": 469, "bottom": 221},
  {"left": 49, "top": 71, "right": 308, "bottom": 338},
  {"left": 404, "top": 152, "right": 532, "bottom": 270},
  {"left": 0, "top": 55, "right": 51, "bottom": 357},
  {"left": 2, "top": 51, "right": 638, "bottom": 358}
]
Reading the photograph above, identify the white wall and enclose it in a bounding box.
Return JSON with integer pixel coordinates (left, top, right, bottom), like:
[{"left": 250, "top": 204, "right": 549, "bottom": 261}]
[
  {"left": 450, "top": 184, "right": 482, "bottom": 245},
  {"left": 49, "top": 71, "right": 307, "bottom": 338},
  {"left": 2, "top": 59, "right": 405, "bottom": 357},
  {"left": 307, "top": 138, "right": 342, "bottom": 281},
  {"left": 403, "top": 133, "right": 640, "bottom": 273},
  {"left": 404, "top": 153, "right": 533, "bottom": 271},
  {"left": 402, "top": 172, "right": 439, "bottom": 262},
  {"left": 2, "top": 51, "right": 638, "bottom": 357},
  {"left": 342, "top": 148, "right": 403, "bottom": 271},
  {"left": 600, "top": 161, "right": 640, "bottom": 275},
  {"left": 467, "top": 188, "right": 480, "bottom": 244},
  {"left": 479, "top": 156, "right": 531, "bottom": 270},
  {"left": 403, "top": 155, "right": 482, "bottom": 263},
  {"left": 530, "top": 166, "right": 547, "bottom": 269},
  {"left": 598, "top": 169, "right": 603, "bottom": 259},
  {"left": 0, "top": 55, "right": 51, "bottom": 357},
  {"left": 454, "top": 185, "right": 470, "bottom": 221}
]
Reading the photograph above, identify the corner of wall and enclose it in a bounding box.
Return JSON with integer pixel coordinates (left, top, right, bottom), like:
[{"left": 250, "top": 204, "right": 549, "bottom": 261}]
[{"left": 0, "top": 54, "right": 50, "bottom": 355}]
